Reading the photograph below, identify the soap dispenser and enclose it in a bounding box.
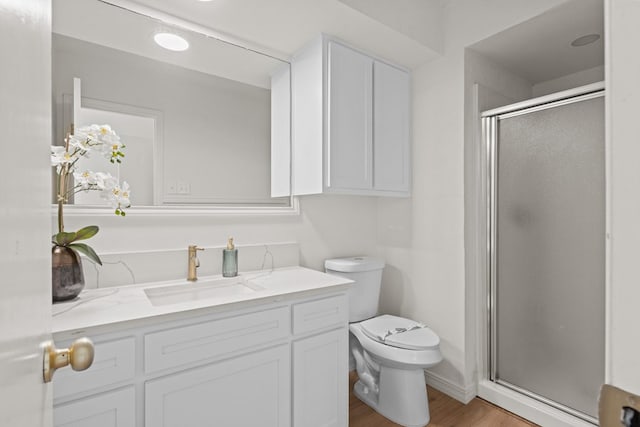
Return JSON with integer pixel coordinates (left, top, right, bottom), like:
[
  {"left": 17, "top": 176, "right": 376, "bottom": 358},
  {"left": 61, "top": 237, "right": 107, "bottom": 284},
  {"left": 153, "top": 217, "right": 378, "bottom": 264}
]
[{"left": 222, "top": 237, "right": 238, "bottom": 277}]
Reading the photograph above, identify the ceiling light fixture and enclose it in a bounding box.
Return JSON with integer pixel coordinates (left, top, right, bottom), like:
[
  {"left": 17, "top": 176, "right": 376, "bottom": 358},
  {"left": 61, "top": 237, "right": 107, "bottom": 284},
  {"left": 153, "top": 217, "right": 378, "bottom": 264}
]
[
  {"left": 153, "top": 33, "right": 189, "bottom": 51},
  {"left": 571, "top": 34, "right": 601, "bottom": 47}
]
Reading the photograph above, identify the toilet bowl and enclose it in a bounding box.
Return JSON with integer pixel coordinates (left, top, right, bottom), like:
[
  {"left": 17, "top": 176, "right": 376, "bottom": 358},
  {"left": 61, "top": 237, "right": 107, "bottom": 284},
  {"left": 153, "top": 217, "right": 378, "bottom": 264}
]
[
  {"left": 349, "top": 315, "right": 442, "bottom": 427},
  {"left": 324, "top": 257, "right": 442, "bottom": 427}
]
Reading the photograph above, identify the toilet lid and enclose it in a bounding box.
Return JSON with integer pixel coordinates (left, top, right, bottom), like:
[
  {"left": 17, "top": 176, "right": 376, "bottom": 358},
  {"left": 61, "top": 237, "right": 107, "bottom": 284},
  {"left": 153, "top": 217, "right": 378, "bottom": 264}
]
[{"left": 360, "top": 315, "right": 440, "bottom": 351}]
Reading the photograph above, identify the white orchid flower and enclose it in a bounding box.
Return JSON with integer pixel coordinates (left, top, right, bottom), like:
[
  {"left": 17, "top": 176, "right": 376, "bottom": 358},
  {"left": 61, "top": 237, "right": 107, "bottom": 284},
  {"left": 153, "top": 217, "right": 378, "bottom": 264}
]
[
  {"left": 73, "top": 170, "right": 97, "bottom": 190},
  {"left": 96, "top": 172, "right": 117, "bottom": 191},
  {"left": 72, "top": 170, "right": 115, "bottom": 191},
  {"left": 68, "top": 133, "right": 90, "bottom": 151},
  {"left": 72, "top": 124, "right": 124, "bottom": 162},
  {"left": 101, "top": 180, "right": 131, "bottom": 214},
  {"left": 117, "top": 181, "right": 131, "bottom": 208},
  {"left": 51, "top": 145, "right": 76, "bottom": 173},
  {"left": 99, "top": 136, "right": 124, "bottom": 162}
]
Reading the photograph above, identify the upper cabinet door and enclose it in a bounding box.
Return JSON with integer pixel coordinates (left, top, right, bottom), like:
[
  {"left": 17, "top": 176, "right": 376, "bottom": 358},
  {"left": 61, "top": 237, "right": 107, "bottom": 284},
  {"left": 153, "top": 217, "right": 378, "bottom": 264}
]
[
  {"left": 326, "top": 41, "right": 373, "bottom": 191},
  {"left": 373, "top": 61, "right": 410, "bottom": 193}
]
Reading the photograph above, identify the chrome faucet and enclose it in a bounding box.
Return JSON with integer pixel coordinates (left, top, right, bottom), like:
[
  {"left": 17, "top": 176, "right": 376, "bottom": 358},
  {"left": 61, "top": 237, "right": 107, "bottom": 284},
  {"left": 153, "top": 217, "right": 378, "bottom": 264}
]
[{"left": 187, "top": 245, "right": 204, "bottom": 281}]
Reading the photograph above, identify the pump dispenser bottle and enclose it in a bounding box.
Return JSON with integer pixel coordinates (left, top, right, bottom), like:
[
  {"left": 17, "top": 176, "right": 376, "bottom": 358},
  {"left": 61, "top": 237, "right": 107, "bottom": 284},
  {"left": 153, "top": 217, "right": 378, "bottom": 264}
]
[{"left": 222, "top": 237, "right": 238, "bottom": 277}]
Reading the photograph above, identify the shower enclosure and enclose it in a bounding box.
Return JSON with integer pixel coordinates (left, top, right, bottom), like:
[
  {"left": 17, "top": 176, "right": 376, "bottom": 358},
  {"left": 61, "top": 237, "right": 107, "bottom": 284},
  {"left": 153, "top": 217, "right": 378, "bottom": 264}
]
[{"left": 482, "top": 83, "right": 605, "bottom": 423}]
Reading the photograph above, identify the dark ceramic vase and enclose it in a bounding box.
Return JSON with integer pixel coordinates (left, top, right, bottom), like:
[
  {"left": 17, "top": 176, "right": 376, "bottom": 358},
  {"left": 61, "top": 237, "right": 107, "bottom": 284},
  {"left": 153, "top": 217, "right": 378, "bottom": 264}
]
[{"left": 52, "top": 245, "right": 85, "bottom": 302}]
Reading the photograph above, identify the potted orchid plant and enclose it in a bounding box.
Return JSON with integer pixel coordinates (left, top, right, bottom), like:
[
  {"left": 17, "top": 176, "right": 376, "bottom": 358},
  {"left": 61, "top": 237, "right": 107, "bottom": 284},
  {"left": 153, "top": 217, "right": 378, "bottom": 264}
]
[{"left": 51, "top": 124, "right": 131, "bottom": 301}]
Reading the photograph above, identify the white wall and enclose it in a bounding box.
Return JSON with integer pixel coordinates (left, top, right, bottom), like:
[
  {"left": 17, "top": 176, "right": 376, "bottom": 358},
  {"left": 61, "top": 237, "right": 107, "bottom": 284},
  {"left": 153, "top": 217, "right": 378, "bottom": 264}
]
[
  {"left": 377, "top": 0, "right": 568, "bottom": 402},
  {"left": 338, "top": 0, "right": 444, "bottom": 53},
  {"left": 62, "top": 195, "right": 380, "bottom": 284},
  {"left": 606, "top": 0, "right": 640, "bottom": 395},
  {"left": 532, "top": 65, "right": 605, "bottom": 97}
]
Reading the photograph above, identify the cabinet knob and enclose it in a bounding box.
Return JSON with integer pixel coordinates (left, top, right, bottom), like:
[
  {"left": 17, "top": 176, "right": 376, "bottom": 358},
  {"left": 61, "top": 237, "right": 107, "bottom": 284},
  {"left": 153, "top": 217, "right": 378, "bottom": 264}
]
[{"left": 43, "top": 337, "right": 95, "bottom": 383}]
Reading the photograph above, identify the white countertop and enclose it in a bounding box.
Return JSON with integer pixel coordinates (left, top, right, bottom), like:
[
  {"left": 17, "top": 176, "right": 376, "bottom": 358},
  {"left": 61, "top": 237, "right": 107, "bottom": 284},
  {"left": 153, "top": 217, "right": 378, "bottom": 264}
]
[{"left": 52, "top": 266, "right": 352, "bottom": 334}]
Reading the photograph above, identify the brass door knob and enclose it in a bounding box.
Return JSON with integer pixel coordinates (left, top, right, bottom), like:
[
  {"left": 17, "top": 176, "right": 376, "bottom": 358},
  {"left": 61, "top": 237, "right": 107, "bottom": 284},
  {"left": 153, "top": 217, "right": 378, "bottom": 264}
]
[{"left": 43, "top": 337, "right": 95, "bottom": 383}]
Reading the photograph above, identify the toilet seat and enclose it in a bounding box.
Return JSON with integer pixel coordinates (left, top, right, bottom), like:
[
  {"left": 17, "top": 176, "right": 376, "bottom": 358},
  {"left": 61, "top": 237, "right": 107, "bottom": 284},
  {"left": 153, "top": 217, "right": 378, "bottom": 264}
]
[
  {"left": 350, "top": 321, "right": 442, "bottom": 369},
  {"left": 360, "top": 315, "right": 440, "bottom": 351}
]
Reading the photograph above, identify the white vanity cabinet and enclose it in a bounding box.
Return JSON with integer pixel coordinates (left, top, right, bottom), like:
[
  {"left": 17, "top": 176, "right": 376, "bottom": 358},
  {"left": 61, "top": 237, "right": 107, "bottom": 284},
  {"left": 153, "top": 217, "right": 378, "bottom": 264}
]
[
  {"left": 52, "top": 291, "right": 348, "bottom": 427},
  {"left": 292, "top": 295, "right": 349, "bottom": 427},
  {"left": 291, "top": 35, "right": 410, "bottom": 197}
]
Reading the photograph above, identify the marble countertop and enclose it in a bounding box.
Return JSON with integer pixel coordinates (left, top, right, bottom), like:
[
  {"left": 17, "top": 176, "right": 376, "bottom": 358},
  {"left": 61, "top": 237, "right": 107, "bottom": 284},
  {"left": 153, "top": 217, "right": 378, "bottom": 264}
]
[{"left": 52, "top": 266, "right": 352, "bottom": 335}]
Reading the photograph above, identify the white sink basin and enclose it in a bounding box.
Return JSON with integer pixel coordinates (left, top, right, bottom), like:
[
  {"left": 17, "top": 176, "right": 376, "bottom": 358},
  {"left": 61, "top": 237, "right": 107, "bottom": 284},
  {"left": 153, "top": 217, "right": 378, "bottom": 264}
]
[{"left": 144, "top": 276, "right": 264, "bottom": 306}]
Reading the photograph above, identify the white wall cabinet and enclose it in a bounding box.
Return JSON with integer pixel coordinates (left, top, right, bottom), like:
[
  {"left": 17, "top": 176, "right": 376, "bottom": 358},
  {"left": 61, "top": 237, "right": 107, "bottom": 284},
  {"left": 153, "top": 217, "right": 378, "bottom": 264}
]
[
  {"left": 53, "top": 292, "right": 348, "bottom": 427},
  {"left": 292, "top": 35, "right": 410, "bottom": 197}
]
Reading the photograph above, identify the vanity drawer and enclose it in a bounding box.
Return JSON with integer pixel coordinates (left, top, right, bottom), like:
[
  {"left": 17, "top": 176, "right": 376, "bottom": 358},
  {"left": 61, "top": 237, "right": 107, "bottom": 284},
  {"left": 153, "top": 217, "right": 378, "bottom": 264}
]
[
  {"left": 292, "top": 294, "right": 348, "bottom": 335},
  {"left": 144, "top": 306, "right": 290, "bottom": 374},
  {"left": 54, "top": 337, "right": 136, "bottom": 400}
]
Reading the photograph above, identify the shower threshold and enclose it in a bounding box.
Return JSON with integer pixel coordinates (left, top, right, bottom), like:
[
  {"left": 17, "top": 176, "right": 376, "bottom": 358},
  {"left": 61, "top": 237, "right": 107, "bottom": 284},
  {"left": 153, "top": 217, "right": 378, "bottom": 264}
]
[{"left": 478, "top": 380, "right": 597, "bottom": 427}]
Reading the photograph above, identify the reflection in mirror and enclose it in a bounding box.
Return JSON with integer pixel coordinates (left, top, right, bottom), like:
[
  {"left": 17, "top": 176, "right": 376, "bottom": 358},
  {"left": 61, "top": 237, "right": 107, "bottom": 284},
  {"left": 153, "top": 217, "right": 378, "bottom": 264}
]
[{"left": 52, "top": 0, "right": 292, "bottom": 211}]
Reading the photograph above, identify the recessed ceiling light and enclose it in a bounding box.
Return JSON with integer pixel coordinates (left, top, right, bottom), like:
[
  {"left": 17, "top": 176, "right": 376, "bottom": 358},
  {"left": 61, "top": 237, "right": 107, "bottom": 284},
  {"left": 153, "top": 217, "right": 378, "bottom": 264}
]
[
  {"left": 571, "top": 34, "right": 601, "bottom": 47},
  {"left": 153, "top": 33, "right": 189, "bottom": 51}
]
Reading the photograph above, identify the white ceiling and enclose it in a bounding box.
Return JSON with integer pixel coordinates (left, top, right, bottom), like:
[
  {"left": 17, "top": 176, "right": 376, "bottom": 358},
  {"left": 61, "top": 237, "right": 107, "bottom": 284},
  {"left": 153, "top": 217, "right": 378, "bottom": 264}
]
[
  {"left": 55, "top": 0, "right": 604, "bottom": 86},
  {"left": 101, "top": 0, "right": 441, "bottom": 69},
  {"left": 469, "top": 0, "right": 604, "bottom": 84}
]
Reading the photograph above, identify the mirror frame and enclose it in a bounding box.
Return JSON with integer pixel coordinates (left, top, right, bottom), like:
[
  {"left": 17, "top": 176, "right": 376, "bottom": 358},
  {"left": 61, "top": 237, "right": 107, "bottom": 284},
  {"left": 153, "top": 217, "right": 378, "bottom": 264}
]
[{"left": 53, "top": 0, "right": 298, "bottom": 217}]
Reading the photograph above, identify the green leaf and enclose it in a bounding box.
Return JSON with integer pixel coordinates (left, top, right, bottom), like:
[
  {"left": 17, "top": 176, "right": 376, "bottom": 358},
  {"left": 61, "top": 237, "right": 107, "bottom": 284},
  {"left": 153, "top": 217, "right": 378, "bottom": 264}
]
[
  {"left": 52, "top": 231, "right": 77, "bottom": 246},
  {"left": 74, "top": 225, "right": 99, "bottom": 241},
  {"left": 68, "top": 242, "right": 102, "bottom": 266}
]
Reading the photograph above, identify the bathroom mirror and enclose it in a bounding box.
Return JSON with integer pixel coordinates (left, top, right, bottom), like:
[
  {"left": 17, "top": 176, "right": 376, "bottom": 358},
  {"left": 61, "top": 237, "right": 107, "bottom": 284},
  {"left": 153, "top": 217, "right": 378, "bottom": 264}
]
[{"left": 52, "top": 0, "right": 293, "bottom": 214}]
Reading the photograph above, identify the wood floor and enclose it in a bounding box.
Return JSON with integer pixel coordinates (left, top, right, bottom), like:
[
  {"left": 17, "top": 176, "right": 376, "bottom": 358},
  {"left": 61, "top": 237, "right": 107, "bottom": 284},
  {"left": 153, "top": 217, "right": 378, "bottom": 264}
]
[{"left": 348, "top": 372, "right": 538, "bottom": 427}]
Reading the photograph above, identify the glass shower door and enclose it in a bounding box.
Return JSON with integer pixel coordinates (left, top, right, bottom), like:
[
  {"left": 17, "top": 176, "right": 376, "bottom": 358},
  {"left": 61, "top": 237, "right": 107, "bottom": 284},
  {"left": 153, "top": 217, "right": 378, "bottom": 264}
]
[{"left": 487, "top": 91, "right": 605, "bottom": 421}]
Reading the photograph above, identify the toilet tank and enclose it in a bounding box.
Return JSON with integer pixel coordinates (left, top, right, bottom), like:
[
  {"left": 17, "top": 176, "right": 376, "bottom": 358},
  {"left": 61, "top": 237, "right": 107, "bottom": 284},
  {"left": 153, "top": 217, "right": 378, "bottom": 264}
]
[{"left": 324, "top": 257, "right": 385, "bottom": 322}]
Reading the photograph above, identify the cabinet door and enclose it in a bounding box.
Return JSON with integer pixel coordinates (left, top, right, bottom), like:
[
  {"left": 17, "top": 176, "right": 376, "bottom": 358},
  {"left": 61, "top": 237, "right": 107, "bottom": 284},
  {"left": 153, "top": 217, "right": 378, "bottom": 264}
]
[
  {"left": 54, "top": 387, "right": 135, "bottom": 427},
  {"left": 327, "top": 41, "right": 373, "bottom": 191},
  {"left": 373, "top": 61, "right": 410, "bottom": 193},
  {"left": 145, "top": 345, "right": 290, "bottom": 427},
  {"left": 293, "top": 329, "right": 348, "bottom": 427}
]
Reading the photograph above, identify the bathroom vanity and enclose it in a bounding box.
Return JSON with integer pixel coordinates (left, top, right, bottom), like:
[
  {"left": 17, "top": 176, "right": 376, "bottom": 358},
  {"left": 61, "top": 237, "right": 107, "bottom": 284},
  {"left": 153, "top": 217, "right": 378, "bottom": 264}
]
[{"left": 51, "top": 267, "right": 351, "bottom": 427}]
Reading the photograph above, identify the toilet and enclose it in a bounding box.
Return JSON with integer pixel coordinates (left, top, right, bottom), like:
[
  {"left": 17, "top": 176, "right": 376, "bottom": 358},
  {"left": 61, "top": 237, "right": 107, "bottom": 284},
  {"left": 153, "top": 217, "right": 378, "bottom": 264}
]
[{"left": 325, "top": 257, "right": 442, "bottom": 427}]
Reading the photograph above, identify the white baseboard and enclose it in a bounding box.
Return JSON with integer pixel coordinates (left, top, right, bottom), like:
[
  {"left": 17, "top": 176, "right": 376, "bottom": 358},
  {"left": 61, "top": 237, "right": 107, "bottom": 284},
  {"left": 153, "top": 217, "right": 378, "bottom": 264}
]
[{"left": 424, "top": 370, "right": 477, "bottom": 404}]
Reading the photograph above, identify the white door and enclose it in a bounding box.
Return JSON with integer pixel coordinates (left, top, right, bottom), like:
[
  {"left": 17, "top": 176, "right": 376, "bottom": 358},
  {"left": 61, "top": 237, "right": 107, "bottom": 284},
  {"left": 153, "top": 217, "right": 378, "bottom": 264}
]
[{"left": 0, "top": 1, "right": 54, "bottom": 426}]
